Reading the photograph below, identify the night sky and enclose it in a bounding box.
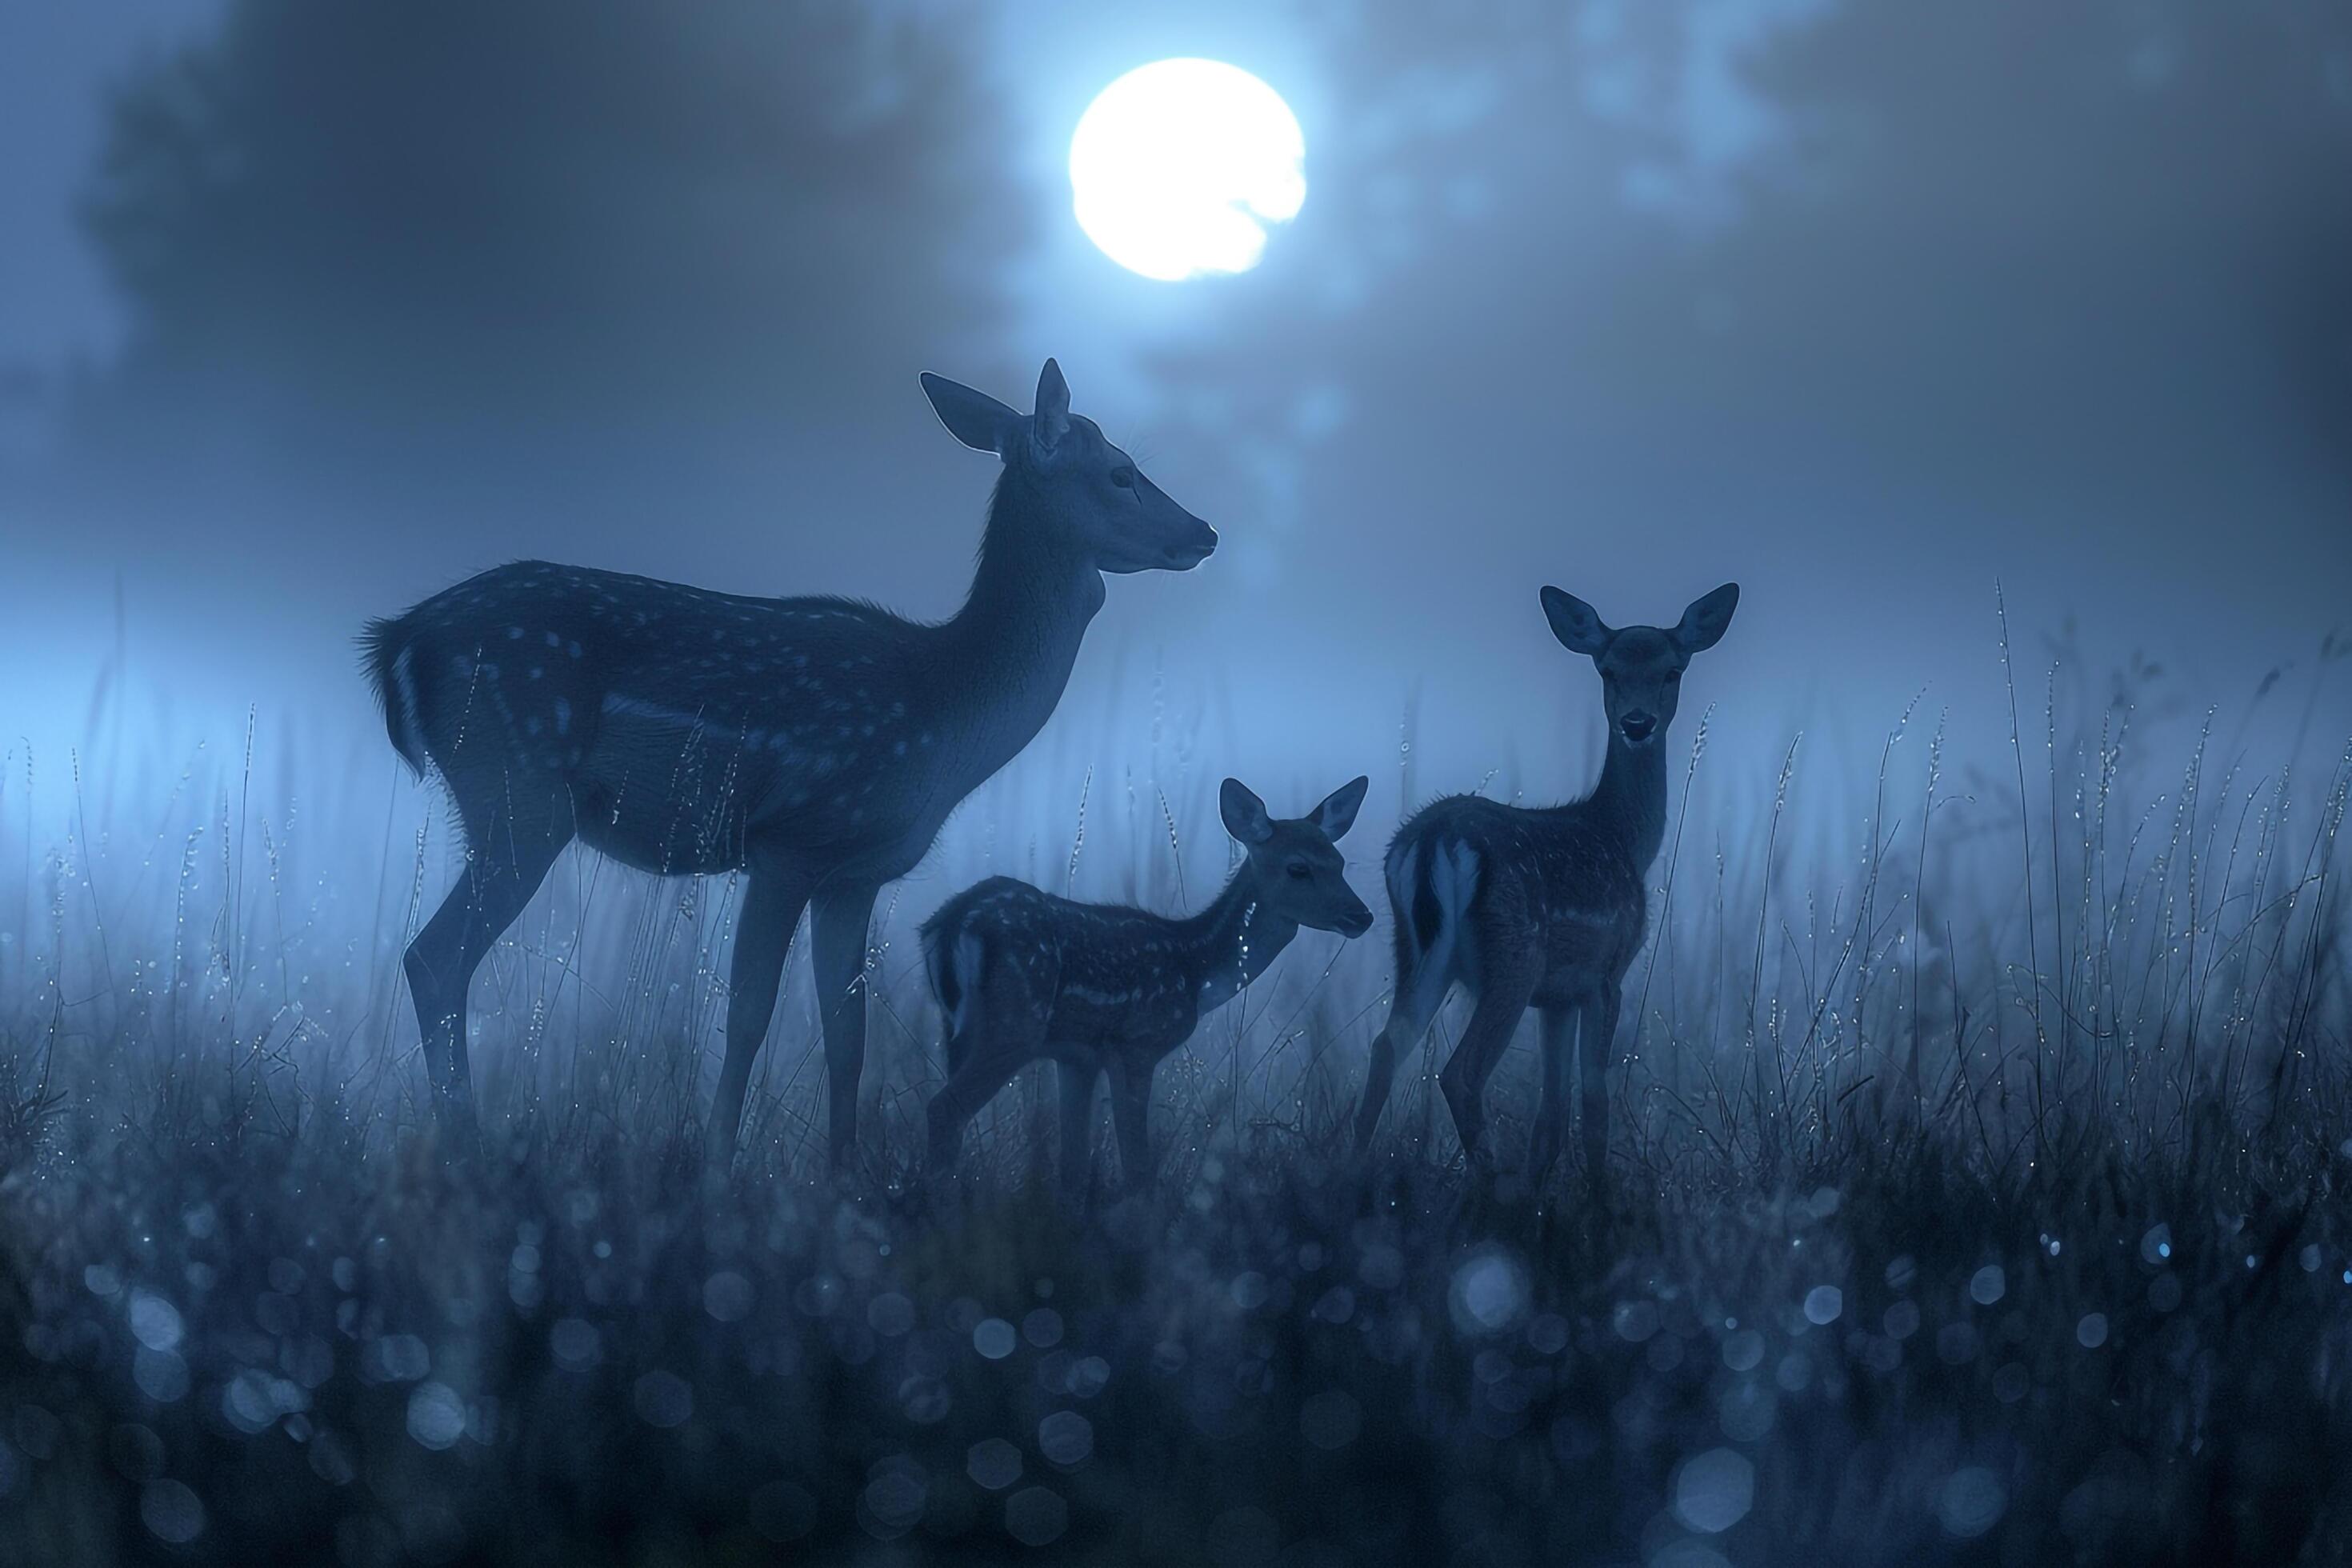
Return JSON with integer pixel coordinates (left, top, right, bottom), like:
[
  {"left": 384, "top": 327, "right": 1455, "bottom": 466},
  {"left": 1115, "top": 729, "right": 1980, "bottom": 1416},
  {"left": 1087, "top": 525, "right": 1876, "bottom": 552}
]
[{"left": 3, "top": 0, "right": 2347, "bottom": 810}]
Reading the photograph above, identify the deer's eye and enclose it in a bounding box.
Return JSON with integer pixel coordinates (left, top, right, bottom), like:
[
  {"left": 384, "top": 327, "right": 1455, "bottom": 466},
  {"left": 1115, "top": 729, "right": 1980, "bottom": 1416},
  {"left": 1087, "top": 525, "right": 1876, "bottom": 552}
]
[
  {"left": 1286, "top": 862, "right": 1311, "bottom": 881},
  {"left": 1110, "top": 466, "right": 1137, "bottom": 490}
]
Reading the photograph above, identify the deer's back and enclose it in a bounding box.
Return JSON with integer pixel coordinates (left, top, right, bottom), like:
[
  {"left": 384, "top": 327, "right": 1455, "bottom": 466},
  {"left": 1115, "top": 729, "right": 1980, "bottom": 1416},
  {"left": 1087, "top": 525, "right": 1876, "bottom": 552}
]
[
  {"left": 1390, "top": 793, "right": 1649, "bottom": 991},
  {"left": 402, "top": 559, "right": 921, "bottom": 694},
  {"left": 387, "top": 561, "right": 968, "bottom": 876},
  {"left": 924, "top": 878, "right": 1204, "bottom": 1053}
]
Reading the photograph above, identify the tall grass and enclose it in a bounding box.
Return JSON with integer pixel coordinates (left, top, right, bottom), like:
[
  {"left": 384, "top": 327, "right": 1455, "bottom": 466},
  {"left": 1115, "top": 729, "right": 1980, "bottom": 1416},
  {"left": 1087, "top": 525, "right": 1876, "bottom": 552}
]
[{"left": 1, "top": 628, "right": 2347, "bottom": 1564}]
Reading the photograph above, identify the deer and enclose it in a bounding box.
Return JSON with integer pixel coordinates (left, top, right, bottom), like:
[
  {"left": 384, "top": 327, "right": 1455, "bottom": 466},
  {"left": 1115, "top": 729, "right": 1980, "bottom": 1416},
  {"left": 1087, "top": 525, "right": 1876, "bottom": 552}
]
[
  {"left": 359, "top": 359, "right": 1218, "bottom": 1170},
  {"left": 1351, "top": 582, "right": 1739, "bottom": 1187},
  {"left": 920, "top": 776, "right": 1374, "bottom": 1190}
]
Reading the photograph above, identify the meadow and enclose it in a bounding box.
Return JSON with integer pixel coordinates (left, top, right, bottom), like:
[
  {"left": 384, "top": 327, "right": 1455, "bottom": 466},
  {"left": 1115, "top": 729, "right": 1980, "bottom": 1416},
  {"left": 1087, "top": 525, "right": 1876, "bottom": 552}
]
[{"left": 1, "top": 626, "right": 2347, "bottom": 1566}]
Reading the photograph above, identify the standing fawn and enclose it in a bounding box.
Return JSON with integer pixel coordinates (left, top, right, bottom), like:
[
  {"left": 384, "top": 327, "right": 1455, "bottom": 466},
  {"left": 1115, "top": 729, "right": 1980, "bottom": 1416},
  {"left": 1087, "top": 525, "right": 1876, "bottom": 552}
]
[
  {"left": 361, "top": 360, "right": 1217, "bottom": 1169},
  {"left": 922, "top": 776, "right": 1374, "bottom": 1190},
  {"left": 1353, "top": 583, "right": 1739, "bottom": 1185}
]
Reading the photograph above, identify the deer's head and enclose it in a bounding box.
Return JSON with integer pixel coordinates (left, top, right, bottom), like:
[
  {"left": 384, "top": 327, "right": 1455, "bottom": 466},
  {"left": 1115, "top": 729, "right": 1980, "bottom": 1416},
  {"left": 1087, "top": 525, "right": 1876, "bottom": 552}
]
[
  {"left": 1540, "top": 583, "right": 1740, "bottom": 750},
  {"left": 922, "top": 359, "right": 1218, "bottom": 575},
  {"left": 1220, "top": 776, "right": 1376, "bottom": 938}
]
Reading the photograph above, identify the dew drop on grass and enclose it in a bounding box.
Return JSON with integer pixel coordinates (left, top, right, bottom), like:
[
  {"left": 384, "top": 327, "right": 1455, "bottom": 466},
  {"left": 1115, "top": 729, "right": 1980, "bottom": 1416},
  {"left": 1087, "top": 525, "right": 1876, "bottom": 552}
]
[
  {"left": 702, "top": 1271, "right": 754, "bottom": 1322},
  {"left": 1068, "top": 1355, "right": 1111, "bottom": 1398},
  {"left": 898, "top": 1376, "right": 951, "bottom": 1425},
  {"left": 859, "top": 1456, "right": 927, "bottom": 1540},
  {"left": 140, "top": 1478, "right": 206, "bottom": 1544},
  {"left": 1450, "top": 1250, "right": 1530, "bottom": 1336},
  {"left": 1004, "top": 1485, "right": 1068, "bottom": 1547},
  {"left": 867, "top": 1293, "right": 914, "bottom": 1337},
  {"left": 1937, "top": 1466, "right": 2006, "bottom": 1537},
  {"left": 966, "top": 1437, "right": 1022, "bottom": 1491},
  {"left": 1612, "top": 1300, "right": 1661, "bottom": 1343},
  {"left": 1674, "top": 1448, "right": 1756, "bottom": 1533},
  {"left": 133, "top": 1346, "right": 190, "bottom": 1402},
  {"left": 406, "top": 1382, "right": 467, "bottom": 1450},
  {"left": 1038, "top": 1410, "right": 1093, "bottom": 1467},
  {"left": 129, "top": 1291, "right": 183, "bottom": 1352},
  {"left": 550, "top": 1318, "right": 601, "bottom": 1370},
  {"left": 107, "top": 1422, "right": 165, "bottom": 1482}
]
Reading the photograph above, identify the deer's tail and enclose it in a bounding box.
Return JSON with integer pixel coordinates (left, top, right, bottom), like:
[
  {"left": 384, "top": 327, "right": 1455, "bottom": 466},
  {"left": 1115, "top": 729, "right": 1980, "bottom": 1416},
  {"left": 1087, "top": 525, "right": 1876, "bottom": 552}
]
[
  {"left": 1385, "top": 826, "right": 1478, "bottom": 1022},
  {"left": 358, "top": 612, "right": 430, "bottom": 779},
  {"left": 919, "top": 907, "right": 987, "bottom": 1076}
]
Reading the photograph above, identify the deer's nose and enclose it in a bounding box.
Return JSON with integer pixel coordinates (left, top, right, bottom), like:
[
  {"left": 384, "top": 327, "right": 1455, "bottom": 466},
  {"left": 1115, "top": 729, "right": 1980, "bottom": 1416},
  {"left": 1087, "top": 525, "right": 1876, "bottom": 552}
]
[
  {"left": 1338, "top": 904, "right": 1374, "bottom": 938},
  {"left": 1618, "top": 711, "right": 1658, "bottom": 744},
  {"left": 1172, "top": 520, "right": 1217, "bottom": 566}
]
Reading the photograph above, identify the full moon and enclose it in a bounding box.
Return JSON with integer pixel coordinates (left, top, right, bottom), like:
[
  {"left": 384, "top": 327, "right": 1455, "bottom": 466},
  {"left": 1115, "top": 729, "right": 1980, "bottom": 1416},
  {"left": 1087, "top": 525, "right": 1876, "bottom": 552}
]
[{"left": 1070, "top": 59, "right": 1306, "bottom": 282}]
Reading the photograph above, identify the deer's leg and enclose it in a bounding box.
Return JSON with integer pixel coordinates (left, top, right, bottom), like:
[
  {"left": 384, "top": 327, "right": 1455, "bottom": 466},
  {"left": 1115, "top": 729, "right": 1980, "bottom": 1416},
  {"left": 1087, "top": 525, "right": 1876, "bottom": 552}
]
[
  {"left": 924, "top": 1009, "right": 1040, "bottom": 1177},
  {"left": 706, "top": 866, "right": 813, "bottom": 1171},
  {"left": 1355, "top": 972, "right": 1451, "bottom": 1154},
  {"left": 1054, "top": 1058, "right": 1100, "bottom": 1194},
  {"left": 403, "top": 789, "right": 573, "bottom": 1146},
  {"left": 925, "top": 1058, "right": 1026, "bottom": 1177},
  {"left": 1108, "top": 1058, "right": 1154, "bottom": 1189},
  {"left": 1578, "top": 983, "right": 1622, "bottom": 1190},
  {"left": 1438, "top": 967, "right": 1540, "bottom": 1162},
  {"left": 1530, "top": 1003, "right": 1577, "bottom": 1179},
  {"left": 810, "top": 880, "right": 882, "bottom": 1171}
]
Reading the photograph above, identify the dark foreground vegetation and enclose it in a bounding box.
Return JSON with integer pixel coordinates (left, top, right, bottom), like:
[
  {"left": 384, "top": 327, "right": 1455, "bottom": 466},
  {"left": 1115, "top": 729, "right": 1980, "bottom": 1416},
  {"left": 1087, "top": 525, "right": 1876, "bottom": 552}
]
[
  {"left": 4, "top": 1086, "right": 2350, "bottom": 1566},
  {"left": 2, "top": 655, "right": 2349, "bottom": 1565}
]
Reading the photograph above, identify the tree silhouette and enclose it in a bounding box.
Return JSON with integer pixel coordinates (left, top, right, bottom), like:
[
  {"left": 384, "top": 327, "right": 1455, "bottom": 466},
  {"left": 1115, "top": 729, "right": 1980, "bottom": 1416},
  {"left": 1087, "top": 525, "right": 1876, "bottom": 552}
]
[{"left": 72, "top": 0, "right": 1022, "bottom": 478}]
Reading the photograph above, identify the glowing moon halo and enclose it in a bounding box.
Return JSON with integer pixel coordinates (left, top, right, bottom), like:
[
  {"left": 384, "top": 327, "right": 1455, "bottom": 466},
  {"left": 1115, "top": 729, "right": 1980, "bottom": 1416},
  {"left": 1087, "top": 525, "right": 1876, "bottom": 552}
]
[{"left": 1070, "top": 59, "right": 1306, "bottom": 281}]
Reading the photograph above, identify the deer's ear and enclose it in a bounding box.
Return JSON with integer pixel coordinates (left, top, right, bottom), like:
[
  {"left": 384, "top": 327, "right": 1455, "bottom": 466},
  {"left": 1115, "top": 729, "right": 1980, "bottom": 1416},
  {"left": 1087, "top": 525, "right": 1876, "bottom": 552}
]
[
  {"left": 1674, "top": 583, "right": 1739, "bottom": 653},
  {"left": 922, "top": 373, "right": 1021, "bottom": 455},
  {"left": 1032, "top": 358, "right": 1072, "bottom": 458},
  {"left": 1312, "top": 776, "right": 1370, "bottom": 842},
  {"left": 1540, "top": 586, "right": 1613, "bottom": 657},
  {"left": 1219, "top": 778, "right": 1275, "bottom": 846}
]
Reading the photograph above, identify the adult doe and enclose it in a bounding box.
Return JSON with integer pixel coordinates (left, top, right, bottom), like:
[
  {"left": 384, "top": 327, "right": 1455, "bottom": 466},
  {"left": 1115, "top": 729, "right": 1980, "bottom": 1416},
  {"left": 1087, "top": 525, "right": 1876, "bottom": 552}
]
[
  {"left": 362, "top": 360, "right": 1217, "bottom": 1168},
  {"left": 922, "top": 776, "right": 1373, "bottom": 1189},
  {"left": 1353, "top": 584, "right": 1738, "bottom": 1184}
]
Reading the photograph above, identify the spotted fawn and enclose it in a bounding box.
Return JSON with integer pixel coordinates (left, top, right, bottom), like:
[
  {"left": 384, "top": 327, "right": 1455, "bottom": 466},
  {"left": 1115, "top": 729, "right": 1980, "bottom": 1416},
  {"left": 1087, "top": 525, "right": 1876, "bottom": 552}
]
[
  {"left": 1354, "top": 583, "right": 1738, "bottom": 1185},
  {"left": 922, "top": 776, "right": 1373, "bottom": 1189}
]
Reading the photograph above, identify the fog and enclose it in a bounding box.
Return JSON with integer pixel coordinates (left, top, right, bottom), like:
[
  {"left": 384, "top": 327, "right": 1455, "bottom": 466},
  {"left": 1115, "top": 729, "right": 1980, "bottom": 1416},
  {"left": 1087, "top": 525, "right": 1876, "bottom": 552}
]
[
  {"left": 3, "top": 0, "right": 2348, "bottom": 811},
  {"left": 4, "top": 10, "right": 2350, "bottom": 1561}
]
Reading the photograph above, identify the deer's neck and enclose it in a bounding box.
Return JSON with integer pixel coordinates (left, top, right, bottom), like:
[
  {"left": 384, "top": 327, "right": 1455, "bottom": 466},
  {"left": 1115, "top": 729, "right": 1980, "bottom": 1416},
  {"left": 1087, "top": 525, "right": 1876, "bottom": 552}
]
[
  {"left": 1580, "top": 731, "right": 1671, "bottom": 870},
  {"left": 1177, "top": 870, "right": 1297, "bottom": 1014},
  {"left": 934, "top": 478, "right": 1106, "bottom": 770}
]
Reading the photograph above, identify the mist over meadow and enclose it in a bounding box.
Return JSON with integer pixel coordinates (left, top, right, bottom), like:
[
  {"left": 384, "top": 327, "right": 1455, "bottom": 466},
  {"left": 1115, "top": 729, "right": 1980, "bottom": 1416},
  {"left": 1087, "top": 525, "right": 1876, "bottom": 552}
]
[{"left": 2, "top": 2, "right": 2349, "bottom": 1564}]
